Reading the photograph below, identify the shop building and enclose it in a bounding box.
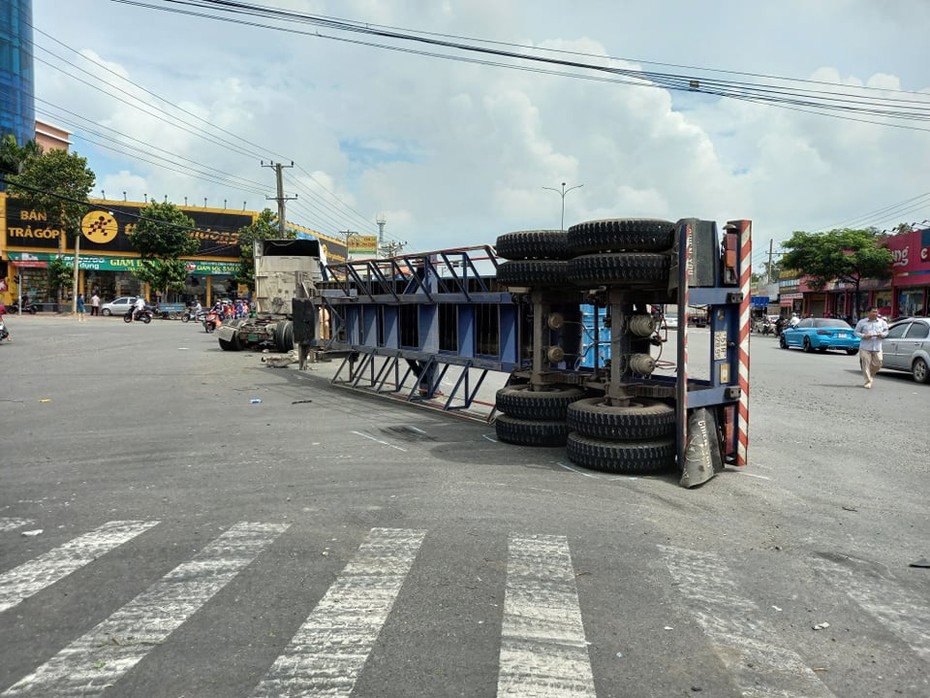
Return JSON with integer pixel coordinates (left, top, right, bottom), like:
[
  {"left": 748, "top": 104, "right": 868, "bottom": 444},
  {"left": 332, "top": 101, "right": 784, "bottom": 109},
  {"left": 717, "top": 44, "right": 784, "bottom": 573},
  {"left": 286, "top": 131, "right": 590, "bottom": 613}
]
[
  {"left": 885, "top": 228, "right": 930, "bottom": 318},
  {"left": 0, "top": 194, "right": 350, "bottom": 308}
]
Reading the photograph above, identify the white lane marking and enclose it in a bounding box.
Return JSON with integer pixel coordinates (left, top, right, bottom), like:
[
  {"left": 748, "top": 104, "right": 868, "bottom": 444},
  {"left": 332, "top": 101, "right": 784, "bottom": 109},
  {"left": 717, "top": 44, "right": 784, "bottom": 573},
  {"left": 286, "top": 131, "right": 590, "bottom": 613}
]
[
  {"left": 0, "top": 518, "right": 34, "bottom": 533},
  {"left": 3, "top": 522, "right": 288, "bottom": 697},
  {"left": 812, "top": 556, "right": 930, "bottom": 660},
  {"left": 739, "top": 472, "right": 771, "bottom": 481},
  {"left": 350, "top": 430, "right": 408, "bottom": 452},
  {"left": 659, "top": 545, "right": 836, "bottom": 698},
  {"left": 0, "top": 520, "right": 159, "bottom": 614},
  {"left": 497, "top": 535, "right": 596, "bottom": 698},
  {"left": 557, "top": 462, "right": 600, "bottom": 479},
  {"left": 251, "top": 527, "right": 425, "bottom": 698}
]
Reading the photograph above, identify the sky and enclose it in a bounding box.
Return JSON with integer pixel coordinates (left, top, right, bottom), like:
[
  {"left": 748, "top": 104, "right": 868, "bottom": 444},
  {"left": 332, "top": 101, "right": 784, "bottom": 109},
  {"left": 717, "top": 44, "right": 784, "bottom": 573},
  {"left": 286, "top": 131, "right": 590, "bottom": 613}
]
[{"left": 31, "top": 0, "right": 930, "bottom": 269}]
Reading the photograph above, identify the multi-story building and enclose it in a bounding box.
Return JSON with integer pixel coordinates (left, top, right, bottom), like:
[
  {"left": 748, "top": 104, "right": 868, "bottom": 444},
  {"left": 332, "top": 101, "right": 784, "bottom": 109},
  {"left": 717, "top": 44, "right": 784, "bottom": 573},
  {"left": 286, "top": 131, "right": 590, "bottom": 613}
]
[{"left": 0, "top": 0, "right": 35, "bottom": 149}]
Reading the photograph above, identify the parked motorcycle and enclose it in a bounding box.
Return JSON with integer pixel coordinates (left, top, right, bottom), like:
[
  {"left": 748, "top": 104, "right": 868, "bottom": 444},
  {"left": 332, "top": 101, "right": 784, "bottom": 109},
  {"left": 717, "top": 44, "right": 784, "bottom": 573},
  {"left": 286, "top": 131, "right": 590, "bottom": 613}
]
[
  {"left": 123, "top": 308, "right": 153, "bottom": 324},
  {"left": 8, "top": 300, "right": 38, "bottom": 314},
  {"left": 203, "top": 309, "right": 221, "bottom": 333}
]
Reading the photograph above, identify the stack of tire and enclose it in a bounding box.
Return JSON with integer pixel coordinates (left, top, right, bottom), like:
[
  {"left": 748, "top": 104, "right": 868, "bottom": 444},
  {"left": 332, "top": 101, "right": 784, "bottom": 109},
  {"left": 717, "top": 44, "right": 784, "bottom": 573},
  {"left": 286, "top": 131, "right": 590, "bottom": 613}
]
[
  {"left": 563, "top": 218, "right": 678, "bottom": 473},
  {"left": 493, "top": 229, "right": 581, "bottom": 445},
  {"left": 494, "top": 383, "right": 585, "bottom": 447},
  {"left": 494, "top": 228, "right": 571, "bottom": 287}
]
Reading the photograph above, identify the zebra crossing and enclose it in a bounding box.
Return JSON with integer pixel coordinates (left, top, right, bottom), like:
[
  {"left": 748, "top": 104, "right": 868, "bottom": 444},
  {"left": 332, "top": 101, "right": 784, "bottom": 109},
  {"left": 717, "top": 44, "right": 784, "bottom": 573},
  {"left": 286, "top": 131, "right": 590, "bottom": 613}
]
[{"left": 1, "top": 516, "right": 928, "bottom": 697}]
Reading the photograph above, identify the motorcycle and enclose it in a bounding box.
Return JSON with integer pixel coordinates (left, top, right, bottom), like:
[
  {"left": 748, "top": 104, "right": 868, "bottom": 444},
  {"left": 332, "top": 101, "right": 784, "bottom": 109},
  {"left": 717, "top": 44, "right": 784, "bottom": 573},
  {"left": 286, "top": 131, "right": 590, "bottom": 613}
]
[
  {"left": 752, "top": 319, "right": 773, "bottom": 335},
  {"left": 203, "top": 309, "right": 222, "bottom": 333},
  {"left": 0, "top": 316, "right": 9, "bottom": 343},
  {"left": 124, "top": 307, "right": 153, "bottom": 324},
  {"left": 8, "top": 300, "right": 38, "bottom": 314},
  {"left": 181, "top": 308, "right": 208, "bottom": 323}
]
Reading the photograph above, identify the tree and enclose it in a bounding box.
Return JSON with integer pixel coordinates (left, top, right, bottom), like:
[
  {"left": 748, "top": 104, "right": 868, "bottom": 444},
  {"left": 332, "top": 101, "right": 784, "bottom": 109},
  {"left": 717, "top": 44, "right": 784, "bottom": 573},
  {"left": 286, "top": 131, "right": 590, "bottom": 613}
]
[
  {"left": 0, "top": 134, "right": 42, "bottom": 177},
  {"left": 6, "top": 147, "right": 95, "bottom": 308},
  {"left": 128, "top": 202, "right": 200, "bottom": 300},
  {"left": 234, "top": 208, "right": 293, "bottom": 291},
  {"left": 781, "top": 228, "right": 894, "bottom": 316},
  {"left": 46, "top": 257, "right": 74, "bottom": 299}
]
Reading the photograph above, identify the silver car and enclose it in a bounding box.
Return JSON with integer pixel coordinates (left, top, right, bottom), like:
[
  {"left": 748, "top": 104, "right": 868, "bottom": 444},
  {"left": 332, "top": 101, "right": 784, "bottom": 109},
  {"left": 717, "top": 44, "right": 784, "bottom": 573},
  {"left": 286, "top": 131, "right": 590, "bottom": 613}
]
[
  {"left": 882, "top": 317, "right": 930, "bottom": 384},
  {"left": 100, "top": 296, "right": 138, "bottom": 316}
]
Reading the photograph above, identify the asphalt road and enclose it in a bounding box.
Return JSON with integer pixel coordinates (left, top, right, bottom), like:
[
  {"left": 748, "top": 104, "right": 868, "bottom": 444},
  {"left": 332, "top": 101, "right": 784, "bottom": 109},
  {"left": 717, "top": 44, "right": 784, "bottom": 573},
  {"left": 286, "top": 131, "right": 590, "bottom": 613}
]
[{"left": 1, "top": 316, "right": 927, "bottom": 698}]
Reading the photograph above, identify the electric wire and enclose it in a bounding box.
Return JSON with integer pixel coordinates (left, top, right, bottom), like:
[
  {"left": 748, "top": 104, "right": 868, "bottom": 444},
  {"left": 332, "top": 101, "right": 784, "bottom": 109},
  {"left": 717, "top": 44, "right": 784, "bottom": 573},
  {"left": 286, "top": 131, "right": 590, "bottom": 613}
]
[
  {"left": 27, "top": 24, "right": 383, "bottom": 238},
  {"left": 111, "top": 0, "right": 930, "bottom": 129}
]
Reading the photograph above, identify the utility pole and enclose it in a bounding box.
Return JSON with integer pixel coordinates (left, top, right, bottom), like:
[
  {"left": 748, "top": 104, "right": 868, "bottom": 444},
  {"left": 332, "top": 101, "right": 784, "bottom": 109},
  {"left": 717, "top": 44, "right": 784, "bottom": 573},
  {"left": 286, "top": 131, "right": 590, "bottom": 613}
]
[
  {"left": 261, "top": 161, "right": 297, "bottom": 235},
  {"left": 767, "top": 239, "right": 774, "bottom": 285},
  {"left": 342, "top": 229, "right": 355, "bottom": 261}
]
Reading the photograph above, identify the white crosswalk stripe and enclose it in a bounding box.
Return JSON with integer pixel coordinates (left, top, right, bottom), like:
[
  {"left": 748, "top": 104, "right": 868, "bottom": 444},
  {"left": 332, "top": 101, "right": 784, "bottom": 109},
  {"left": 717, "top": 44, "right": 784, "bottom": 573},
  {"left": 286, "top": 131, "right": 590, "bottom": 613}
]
[
  {"left": 249, "top": 527, "right": 426, "bottom": 698},
  {"left": 659, "top": 544, "right": 838, "bottom": 698},
  {"left": 0, "top": 520, "right": 159, "bottom": 614},
  {"left": 2, "top": 522, "right": 928, "bottom": 697},
  {"left": 497, "top": 534, "right": 596, "bottom": 698},
  {"left": 811, "top": 554, "right": 930, "bottom": 661},
  {"left": 2, "top": 522, "right": 288, "bottom": 697},
  {"left": 0, "top": 518, "right": 34, "bottom": 533}
]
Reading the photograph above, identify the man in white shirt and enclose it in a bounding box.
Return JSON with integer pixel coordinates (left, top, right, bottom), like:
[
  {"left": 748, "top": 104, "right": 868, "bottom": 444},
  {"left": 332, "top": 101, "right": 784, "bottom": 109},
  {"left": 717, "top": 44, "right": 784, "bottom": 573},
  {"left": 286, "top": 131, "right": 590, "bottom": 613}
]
[
  {"left": 853, "top": 306, "right": 888, "bottom": 389},
  {"left": 133, "top": 296, "right": 146, "bottom": 321}
]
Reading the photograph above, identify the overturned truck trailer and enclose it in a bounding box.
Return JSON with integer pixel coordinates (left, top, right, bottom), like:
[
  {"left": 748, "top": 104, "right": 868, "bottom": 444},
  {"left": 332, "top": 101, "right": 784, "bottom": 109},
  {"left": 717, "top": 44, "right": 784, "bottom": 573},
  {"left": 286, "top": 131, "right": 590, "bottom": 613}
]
[
  {"left": 216, "top": 238, "right": 323, "bottom": 352},
  {"left": 286, "top": 217, "right": 752, "bottom": 489}
]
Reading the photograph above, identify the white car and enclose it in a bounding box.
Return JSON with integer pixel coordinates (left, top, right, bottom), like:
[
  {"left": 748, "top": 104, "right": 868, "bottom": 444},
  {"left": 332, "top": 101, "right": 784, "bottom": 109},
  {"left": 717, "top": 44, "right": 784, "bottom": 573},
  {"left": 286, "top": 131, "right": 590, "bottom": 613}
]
[{"left": 100, "top": 296, "right": 138, "bottom": 316}]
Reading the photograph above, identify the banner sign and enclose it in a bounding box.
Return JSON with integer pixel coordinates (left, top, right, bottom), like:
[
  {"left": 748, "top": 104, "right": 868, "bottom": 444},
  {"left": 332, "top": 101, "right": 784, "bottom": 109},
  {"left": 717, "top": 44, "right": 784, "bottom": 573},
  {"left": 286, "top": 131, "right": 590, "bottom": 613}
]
[
  {"left": 2, "top": 196, "right": 254, "bottom": 259},
  {"left": 5, "top": 251, "right": 239, "bottom": 275}
]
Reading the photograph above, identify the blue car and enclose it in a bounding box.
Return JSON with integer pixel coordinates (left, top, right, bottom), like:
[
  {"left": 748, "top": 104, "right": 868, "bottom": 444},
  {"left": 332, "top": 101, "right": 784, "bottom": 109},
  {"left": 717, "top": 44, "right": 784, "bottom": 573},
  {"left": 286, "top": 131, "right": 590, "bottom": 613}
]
[{"left": 780, "top": 317, "right": 860, "bottom": 354}]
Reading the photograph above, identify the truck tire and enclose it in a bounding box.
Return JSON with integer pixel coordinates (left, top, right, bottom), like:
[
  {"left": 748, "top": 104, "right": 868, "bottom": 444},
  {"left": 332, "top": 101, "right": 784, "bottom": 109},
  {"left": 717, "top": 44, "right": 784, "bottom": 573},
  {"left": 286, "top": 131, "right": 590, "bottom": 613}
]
[
  {"left": 567, "top": 218, "right": 675, "bottom": 255},
  {"left": 496, "top": 259, "right": 569, "bottom": 286},
  {"left": 567, "top": 398, "right": 675, "bottom": 441},
  {"left": 495, "top": 414, "right": 571, "bottom": 447},
  {"left": 274, "top": 320, "right": 289, "bottom": 353},
  {"left": 569, "top": 252, "right": 669, "bottom": 287},
  {"left": 566, "top": 433, "right": 676, "bottom": 474},
  {"left": 495, "top": 230, "right": 569, "bottom": 260},
  {"left": 495, "top": 384, "right": 585, "bottom": 421},
  {"left": 218, "top": 337, "right": 236, "bottom": 351},
  {"left": 283, "top": 321, "right": 294, "bottom": 351}
]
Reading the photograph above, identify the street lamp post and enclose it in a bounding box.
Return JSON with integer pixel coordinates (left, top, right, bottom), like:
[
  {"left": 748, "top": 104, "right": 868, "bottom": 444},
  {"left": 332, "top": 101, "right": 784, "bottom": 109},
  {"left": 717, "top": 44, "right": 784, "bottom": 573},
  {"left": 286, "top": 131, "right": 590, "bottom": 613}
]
[{"left": 542, "top": 181, "right": 584, "bottom": 231}]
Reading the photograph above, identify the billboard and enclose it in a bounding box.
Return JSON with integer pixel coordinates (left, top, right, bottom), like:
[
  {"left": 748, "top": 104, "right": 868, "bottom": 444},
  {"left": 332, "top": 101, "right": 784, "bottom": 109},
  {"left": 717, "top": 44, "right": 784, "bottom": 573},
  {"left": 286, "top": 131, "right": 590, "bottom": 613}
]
[{"left": 1, "top": 195, "right": 253, "bottom": 259}]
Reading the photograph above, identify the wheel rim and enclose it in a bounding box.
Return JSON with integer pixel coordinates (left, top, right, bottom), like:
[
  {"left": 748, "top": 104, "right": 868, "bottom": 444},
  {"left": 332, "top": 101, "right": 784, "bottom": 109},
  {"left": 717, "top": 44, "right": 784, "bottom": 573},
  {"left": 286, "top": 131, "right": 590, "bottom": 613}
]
[
  {"left": 803, "top": 338, "right": 811, "bottom": 351},
  {"left": 914, "top": 359, "right": 929, "bottom": 382}
]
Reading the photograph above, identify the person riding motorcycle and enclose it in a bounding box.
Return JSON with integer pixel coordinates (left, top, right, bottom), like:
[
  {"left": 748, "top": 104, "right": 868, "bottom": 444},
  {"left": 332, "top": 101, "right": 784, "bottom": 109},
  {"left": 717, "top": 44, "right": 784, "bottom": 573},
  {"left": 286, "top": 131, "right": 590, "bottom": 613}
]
[
  {"left": 0, "top": 301, "right": 10, "bottom": 342},
  {"left": 132, "top": 296, "right": 147, "bottom": 321}
]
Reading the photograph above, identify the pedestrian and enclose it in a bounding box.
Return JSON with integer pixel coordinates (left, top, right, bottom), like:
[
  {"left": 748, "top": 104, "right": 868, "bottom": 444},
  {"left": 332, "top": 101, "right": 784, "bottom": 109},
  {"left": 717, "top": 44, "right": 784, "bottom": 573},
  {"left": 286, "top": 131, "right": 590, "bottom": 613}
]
[
  {"left": 854, "top": 306, "right": 888, "bottom": 389},
  {"left": 90, "top": 292, "right": 100, "bottom": 316},
  {"left": 76, "top": 293, "right": 87, "bottom": 322}
]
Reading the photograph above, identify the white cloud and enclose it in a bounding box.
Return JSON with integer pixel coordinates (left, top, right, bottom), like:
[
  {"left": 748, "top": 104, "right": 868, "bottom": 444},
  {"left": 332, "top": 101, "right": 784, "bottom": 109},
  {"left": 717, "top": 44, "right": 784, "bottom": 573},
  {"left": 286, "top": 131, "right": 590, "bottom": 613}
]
[{"left": 33, "top": 0, "right": 930, "bottom": 254}]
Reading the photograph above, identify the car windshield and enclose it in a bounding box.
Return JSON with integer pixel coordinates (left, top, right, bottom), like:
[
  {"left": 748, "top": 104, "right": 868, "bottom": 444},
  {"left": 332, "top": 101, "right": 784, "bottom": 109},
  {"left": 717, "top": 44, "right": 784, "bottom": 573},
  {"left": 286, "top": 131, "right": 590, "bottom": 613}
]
[{"left": 813, "top": 319, "right": 852, "bottom": 329}]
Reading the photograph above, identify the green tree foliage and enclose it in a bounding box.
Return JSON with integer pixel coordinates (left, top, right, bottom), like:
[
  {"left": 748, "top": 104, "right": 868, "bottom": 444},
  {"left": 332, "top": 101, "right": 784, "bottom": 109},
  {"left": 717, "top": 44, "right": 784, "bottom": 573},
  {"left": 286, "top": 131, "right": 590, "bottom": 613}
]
[
  {"left": 46, "top": 257, "right": 74, "bottom": 298},
  {"left": 781, "top": 228, "right": 894, "bottom": 313},
  {"left": 5, "top": 147, "right": 95, "bottom": 246},
  {"left": 234, "top": 208, "right": 293, "bottom": 290},
  {"left": 0, "top": 134, "right": 42, "bottom": 176},
  {"left": 128, "top": 202, "right": 200, "bottom": 297}
]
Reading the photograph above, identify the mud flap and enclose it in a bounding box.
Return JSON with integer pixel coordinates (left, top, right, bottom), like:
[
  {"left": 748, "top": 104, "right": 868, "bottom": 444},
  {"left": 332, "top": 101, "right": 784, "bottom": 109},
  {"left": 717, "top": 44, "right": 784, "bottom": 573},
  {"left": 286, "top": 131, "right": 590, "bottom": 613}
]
[{"left": 679, "top": 407, "right": 725, "bottom": 488}]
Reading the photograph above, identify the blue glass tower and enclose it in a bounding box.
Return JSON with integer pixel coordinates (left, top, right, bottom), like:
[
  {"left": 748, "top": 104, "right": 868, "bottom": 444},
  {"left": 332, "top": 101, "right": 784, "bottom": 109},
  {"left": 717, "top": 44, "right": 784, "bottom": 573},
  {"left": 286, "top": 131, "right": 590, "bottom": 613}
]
[{"left": 0, "top": 0, "right": 35, "bottom": 147}]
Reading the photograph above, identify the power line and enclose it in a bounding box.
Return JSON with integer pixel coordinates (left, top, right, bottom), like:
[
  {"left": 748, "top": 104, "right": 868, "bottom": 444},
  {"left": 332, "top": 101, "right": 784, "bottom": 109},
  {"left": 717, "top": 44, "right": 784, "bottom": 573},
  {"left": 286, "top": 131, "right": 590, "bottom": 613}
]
[
  {"left": 27, "top": 23, "right": 380, "bottom": 235},
  {"left": 110, "top": 0, "right": 930, "bottom": 130}
]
